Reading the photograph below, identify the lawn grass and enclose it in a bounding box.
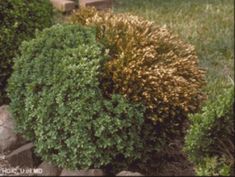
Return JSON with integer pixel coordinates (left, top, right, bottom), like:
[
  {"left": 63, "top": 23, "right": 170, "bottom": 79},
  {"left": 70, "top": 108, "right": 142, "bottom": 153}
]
[{"left": 113, "top": 0, "right": 234, "bottom": 101}]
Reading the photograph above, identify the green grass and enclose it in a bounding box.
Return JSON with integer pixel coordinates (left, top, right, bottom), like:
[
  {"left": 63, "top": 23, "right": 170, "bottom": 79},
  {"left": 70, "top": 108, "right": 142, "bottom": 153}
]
[{"left": 113, "top": 0, "right": 234, "bottom": 100}]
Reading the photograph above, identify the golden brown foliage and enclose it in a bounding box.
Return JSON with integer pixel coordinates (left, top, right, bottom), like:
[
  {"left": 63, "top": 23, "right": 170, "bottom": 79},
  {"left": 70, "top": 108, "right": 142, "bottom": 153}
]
[{"left": 69, "top": 7, "right": 206, "bottom": 122}]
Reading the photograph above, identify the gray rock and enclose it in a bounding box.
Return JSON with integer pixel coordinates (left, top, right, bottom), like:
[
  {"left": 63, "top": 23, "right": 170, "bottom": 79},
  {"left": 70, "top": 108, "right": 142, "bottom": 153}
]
[
  {"left": 116, "top": 171, "right": 144, "bottom": 176},
  {"left": 6, "top": 142, "right": 34, "bottom": 168},
  {"left": 60, "top": 169, "right": 105, "bottom": 176},
  {"left": 0, "top": 105, "right": 17, "bottom": 152},
  {"left": 38, "top": 161, "right": 62, "bottom": 176}
]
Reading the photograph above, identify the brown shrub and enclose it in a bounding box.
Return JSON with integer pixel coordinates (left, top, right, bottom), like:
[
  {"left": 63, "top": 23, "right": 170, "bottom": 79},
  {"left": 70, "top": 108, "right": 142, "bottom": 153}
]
[{"left": 69, "top": 7, "right": 206, "bottom": 123}]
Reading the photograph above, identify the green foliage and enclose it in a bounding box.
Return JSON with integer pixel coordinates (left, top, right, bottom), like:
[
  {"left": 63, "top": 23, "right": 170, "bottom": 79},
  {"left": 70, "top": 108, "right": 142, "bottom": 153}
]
[
  {"left": 184, "top": 85, "right": 234, "bottom": 176},
  {"left": 8, "top": 24, "right": 149, "bottom": 170},
  {"left": 0, "top": 0, "right": 53, "bottom": 105},
  {"left": 195, "top": 157, "right": 231, "bottom": 176}
]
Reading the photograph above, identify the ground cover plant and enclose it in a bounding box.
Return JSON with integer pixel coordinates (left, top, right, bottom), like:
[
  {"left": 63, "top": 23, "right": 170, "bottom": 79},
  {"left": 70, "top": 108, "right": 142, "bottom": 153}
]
[{"left": 185, "top": 85, "right": 234, "bottom": 176}]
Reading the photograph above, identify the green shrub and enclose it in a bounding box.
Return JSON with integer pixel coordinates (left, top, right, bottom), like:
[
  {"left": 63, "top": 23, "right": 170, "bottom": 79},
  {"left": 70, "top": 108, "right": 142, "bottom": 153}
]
[
  {"left": 7, "top": 24, "right": 149, "bottom": 170},
  {"left": 184, "top": 85, "right": 234, "bottom": 176},
  {"left": 195, "top": 157, "right": 231, "bottom": 176},
  {"left": 70, "top": 7, "right": 206, "bottom": 123},
  {"left": 0, "top": 0, "right": 53, "bottom": 105}
]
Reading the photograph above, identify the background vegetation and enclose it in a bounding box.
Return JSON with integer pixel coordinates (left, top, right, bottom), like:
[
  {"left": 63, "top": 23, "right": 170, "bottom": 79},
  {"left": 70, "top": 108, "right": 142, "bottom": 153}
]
[{"left": 0, "top": 0, "right": 53, "bottom": 105}]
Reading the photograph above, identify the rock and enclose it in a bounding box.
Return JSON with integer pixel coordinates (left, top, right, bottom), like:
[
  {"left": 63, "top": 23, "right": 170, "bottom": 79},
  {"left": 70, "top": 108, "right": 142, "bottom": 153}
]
[
  {"left": 0, "top": 105, "right": 17, "bottom": 152},
  {"left": 38, "top": 161, "right": 62, "bottom": 176},
  {"left": 6, "top": 142, "right": 34, "bottom": 168},
  {"left": 116, "top": 171, "right": 144, "bottom": 176},
  {"left": 50, "top": 0, "right": 77, "bottom": 12},
  {"left": 60, "top": 169, "right": 105, "bottom": 176},
  {"left": 79, "top": 0, "right": 112, "bottom": 10}
]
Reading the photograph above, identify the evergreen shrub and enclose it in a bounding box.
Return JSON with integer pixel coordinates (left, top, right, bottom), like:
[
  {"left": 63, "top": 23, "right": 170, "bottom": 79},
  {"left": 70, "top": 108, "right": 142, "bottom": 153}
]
[{"left": 8, "top": 24, "right": 148, "bottom": 170}]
